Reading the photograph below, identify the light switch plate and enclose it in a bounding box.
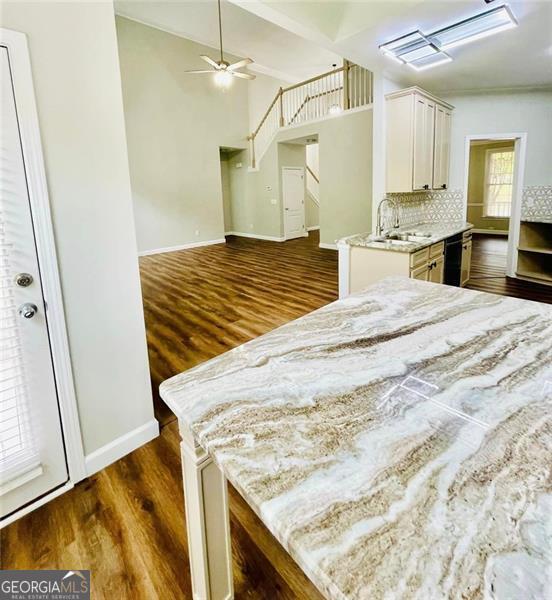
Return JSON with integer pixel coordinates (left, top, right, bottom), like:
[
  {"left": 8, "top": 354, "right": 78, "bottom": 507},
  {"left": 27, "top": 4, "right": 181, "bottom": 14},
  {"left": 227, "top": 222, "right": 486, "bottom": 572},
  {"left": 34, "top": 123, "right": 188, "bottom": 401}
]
[{"left": 270, "top": 198, "right": 277, "bottom": 205}]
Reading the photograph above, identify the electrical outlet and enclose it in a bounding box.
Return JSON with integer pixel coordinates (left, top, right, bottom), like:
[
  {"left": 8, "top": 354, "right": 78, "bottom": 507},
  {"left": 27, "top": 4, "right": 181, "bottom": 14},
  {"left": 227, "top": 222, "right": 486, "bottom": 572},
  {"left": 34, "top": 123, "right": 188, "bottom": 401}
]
[
  {"left": 195, "top": 230, "right": 200, "bottom": 236},
  {"left": 235, "top": 162, "right": 242, "bottom": 169},
  {"left": 249, "top": 223, "right": 254, "bottom": 230}
]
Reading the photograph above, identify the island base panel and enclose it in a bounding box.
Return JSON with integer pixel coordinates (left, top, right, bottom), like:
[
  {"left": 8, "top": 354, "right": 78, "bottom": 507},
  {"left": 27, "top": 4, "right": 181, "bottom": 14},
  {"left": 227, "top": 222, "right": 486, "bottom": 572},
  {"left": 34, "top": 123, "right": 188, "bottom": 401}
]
[{"left": 180, "top": 423, "right": 234, "bottom": 600}]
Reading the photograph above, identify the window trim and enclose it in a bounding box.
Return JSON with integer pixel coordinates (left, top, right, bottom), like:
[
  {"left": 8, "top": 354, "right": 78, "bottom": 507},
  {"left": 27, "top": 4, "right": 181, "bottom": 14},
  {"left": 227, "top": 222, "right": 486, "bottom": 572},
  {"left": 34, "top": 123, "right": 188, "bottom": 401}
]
[{"left": 483, "top": 147, "right": 514, "bottom": 218}]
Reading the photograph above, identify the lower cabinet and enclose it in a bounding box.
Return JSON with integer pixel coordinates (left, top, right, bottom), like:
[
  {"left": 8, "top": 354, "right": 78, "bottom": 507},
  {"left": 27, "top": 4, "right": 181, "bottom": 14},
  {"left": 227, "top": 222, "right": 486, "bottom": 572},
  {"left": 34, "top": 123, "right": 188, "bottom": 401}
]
[
  {"left": 460, "top": 237, "right": 472, "bottom": 287},
  {"left": 341, "top": 240, "right": 447, "bottom": 297},
  {"left": 410, "top": 242, "right": 444, "bottom": 284},
  {"left": 428, "top": 255, "right": 445, "bottom": 283}
]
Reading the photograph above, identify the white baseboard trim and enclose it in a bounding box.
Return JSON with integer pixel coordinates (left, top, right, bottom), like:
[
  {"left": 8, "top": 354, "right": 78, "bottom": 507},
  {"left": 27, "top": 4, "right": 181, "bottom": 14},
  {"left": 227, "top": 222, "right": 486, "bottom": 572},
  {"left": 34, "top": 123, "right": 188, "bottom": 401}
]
[
  {"left": 85, "top": 419, "right": 159, "bottom": 477},
  {"left": 307, "top": 226, "right": 320, "bottom": 231},
  {"left": 319, "top": 242, "right": 337, "bottom": 250},
  {"left": 226, "top": 231, "right": 285, "bottom": 242},
  {"left": 472, "top": 229, "right": 509, "bottom": 235},
  {"left": 139, "top": 238, "right": 226, "bottom": 256}
]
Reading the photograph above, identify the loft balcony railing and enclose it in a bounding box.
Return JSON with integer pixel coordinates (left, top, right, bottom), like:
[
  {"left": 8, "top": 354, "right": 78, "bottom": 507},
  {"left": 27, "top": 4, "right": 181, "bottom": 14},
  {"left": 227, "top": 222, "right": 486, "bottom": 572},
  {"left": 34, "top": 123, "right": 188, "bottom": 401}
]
[{"left": 248, "top": 60, "right": 373, "bottom": 168}]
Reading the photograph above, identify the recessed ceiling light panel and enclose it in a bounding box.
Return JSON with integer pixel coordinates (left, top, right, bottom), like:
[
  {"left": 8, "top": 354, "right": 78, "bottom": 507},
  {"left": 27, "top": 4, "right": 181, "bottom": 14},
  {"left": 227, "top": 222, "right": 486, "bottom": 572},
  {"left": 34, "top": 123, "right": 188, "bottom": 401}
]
[
  {"left": 379, "top": 4, "right": 517, "bottom": 70},
  {"left": 407, "top": 51, "right": 453, "bottom": 72},
  {"left": 429, "top": 4, "right": 518, "bottom": 50}
]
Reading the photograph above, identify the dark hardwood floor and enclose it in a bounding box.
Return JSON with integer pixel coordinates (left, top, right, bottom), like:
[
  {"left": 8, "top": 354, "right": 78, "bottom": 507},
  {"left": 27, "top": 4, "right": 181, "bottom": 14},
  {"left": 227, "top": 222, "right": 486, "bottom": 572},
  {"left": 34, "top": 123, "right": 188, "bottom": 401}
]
[
  {"left": 466, "top": 233, "right": 552, "bottom": 304},
  {"left": 140, "top": 231, "right": 338, "bottom": 425},
  {"left": 2, "top": 230, "right": 550, "bottom": 599}
]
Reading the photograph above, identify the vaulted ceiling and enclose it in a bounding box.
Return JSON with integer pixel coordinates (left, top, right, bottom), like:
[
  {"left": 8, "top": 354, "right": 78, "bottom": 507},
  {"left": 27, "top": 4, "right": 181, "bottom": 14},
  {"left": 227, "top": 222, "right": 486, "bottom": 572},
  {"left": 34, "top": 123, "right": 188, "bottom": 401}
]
[{"left": 115, "top": 0, "right": 552, "bottom": 92}]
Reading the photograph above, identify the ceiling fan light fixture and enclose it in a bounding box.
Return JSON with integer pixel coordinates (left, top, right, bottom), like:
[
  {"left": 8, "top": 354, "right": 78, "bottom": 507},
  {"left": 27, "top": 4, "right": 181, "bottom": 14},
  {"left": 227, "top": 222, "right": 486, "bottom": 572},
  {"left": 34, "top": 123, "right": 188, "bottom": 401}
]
[{"left": 214, "top": 69, "right": 233, "bottom": 88}]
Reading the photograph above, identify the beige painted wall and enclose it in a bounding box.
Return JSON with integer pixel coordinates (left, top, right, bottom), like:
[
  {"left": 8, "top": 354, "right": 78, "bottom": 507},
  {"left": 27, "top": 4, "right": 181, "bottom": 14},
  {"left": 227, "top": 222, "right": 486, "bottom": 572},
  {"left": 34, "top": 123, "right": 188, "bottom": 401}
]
[
  {"left": 116, "top": 16, "right": 250, "bottom": 252},
  {"left": 306, "top": 195, "right": 319, "bottom": 228},
  {"left": 219, "top": 152, "right": 233, "bottom": 232},
  {"left": 1, "top": 2, "right": 155, "bottom": 455},
  {"left": 467, "top": 140, "right": 514, "bottom": 232},
  {"left": 443, "top": 89, "right": 552, "bottom": 190},
  {"left": 274, "top": 109, "right": 373, "bottom": 245}
]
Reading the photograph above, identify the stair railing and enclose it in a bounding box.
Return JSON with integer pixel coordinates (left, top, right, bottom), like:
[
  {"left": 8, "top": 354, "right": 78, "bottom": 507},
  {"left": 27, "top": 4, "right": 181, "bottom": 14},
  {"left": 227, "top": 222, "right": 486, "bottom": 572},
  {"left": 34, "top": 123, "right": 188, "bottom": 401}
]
[{"left": 248, "top": 61, "right": 373, "bottom": 168}]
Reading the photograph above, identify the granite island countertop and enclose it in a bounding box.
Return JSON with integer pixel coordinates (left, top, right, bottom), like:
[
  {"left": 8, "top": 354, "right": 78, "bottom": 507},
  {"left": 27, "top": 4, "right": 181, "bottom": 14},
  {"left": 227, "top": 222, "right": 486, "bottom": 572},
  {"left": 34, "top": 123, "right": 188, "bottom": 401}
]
[
  {"left": 160, "top": 277, "right": 552, "bottom": 600},
  {"left": 339, "top": 221, "right": 473, "bottom": 253}
]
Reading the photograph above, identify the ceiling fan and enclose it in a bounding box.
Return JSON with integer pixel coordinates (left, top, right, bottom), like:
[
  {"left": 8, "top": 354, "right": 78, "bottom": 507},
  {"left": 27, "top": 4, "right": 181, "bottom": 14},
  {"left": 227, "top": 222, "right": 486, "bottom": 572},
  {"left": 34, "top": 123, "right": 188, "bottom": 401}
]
[{"left": 184, "top": 0, "right": 256, "bottom": 87}]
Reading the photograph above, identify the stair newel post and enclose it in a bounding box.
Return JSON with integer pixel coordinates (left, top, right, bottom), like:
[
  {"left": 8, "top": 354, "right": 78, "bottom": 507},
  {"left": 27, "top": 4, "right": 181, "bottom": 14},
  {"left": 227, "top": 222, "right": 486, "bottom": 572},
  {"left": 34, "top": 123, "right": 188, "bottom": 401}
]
[
  {"left": 278, "top": 87, "right": 284, "bottom": 127},
  {"left": 343, "top": 59, "right": 350, "bottom": 111}
]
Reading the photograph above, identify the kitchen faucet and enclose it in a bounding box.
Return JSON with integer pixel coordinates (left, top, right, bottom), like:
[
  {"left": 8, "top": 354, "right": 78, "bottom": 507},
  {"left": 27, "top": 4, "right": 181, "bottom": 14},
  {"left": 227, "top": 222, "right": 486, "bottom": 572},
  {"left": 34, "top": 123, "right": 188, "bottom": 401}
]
[{"left": 376, "top": 197, "right": 400, "bottom": 236}]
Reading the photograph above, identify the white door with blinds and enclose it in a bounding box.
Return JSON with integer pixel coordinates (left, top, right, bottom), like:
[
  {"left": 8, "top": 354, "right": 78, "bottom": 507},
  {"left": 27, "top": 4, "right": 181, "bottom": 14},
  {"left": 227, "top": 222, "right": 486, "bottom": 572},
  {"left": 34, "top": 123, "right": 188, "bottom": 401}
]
[{"left": 1, "top": 45, "right": 68, "bottom": 520}]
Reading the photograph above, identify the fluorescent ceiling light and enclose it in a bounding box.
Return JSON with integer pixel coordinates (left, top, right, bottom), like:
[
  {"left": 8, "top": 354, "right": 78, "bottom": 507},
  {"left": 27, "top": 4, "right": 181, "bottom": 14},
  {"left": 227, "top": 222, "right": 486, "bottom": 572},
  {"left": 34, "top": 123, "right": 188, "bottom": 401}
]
[
  {"left": 399, "top": 43, "right": 439, "bottom": 63},
  {"left": 429, "top": 4, "right": 518, "bottom": 50},
  {"left": 408, "top": 52, "right": 453, "bottom": 72},
  {"left": 379, "top": 4, "right": 517, "bottom": 70}
]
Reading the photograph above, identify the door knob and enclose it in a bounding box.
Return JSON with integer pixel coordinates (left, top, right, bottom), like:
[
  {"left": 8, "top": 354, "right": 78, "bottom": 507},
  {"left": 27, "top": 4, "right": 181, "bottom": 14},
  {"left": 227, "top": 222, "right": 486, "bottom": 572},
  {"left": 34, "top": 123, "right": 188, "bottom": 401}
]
[
  {"left": 18, "top": 303, "right": 38, "bottom": 319},
  {"left": 15, "top": 273, "right": 34, "bottom": 287}
]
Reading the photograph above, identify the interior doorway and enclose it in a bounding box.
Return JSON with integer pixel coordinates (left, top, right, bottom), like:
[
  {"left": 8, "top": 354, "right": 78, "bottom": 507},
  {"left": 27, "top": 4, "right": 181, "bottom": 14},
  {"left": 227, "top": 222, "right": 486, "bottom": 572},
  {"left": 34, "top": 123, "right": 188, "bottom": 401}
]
[
  {"left": 282, "top": 167, "right": 306, "bottom": 240},
  {"left": 463, "top": 134, "right": 526, "bottom": 282}
]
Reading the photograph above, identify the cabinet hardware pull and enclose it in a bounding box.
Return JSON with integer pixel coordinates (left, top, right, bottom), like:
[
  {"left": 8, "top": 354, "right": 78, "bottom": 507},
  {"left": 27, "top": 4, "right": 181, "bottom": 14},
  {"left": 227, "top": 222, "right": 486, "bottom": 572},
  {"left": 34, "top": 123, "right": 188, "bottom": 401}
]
[
  {"left": 441, "top": 184, "right": 447, "bottom": 189},
  {"left": 423, "top": 184, "right": 429, "bottom": 190}
]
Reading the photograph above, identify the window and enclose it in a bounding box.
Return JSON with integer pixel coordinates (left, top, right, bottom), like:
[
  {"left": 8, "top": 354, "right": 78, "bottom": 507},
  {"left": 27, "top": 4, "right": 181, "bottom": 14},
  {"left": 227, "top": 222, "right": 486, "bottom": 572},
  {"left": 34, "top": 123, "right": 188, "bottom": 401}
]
[{"left": 484, "top": 148, "right": 514, "bottom": 218}]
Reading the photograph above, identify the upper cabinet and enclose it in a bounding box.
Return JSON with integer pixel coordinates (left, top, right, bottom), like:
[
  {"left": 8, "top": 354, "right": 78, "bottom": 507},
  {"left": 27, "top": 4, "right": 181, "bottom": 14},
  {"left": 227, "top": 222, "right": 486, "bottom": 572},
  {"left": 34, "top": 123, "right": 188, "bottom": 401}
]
[{"left": 386, "top": 87, "right": 453, "bottom": 193}]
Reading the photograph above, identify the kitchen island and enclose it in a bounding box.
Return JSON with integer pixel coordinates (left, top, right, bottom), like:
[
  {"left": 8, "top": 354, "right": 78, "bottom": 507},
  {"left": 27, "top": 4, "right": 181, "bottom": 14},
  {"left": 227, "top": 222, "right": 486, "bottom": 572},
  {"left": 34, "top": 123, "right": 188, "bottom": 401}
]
[{"left": 160, "top": 277, "right": 551, "bottom": 600}]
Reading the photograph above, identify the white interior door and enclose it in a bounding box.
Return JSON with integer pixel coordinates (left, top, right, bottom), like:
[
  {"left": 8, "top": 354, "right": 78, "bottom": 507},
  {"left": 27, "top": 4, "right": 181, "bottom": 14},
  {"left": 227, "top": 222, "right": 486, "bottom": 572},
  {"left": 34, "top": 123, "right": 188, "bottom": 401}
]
[
  {"left": 1, "top": 45, "right": 68, "bottom": 520},
  {"left": 282, "top": 167, "right": 305, "bottom": 240}
]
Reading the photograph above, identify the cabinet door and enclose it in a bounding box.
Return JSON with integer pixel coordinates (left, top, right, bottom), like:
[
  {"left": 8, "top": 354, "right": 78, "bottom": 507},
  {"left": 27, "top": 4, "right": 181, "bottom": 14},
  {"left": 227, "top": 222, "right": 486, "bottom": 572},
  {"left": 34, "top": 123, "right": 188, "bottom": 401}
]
[
  {"left": 411, "top": 263, "right": 429, "bottom": 281},
  {"left": 412, "top": 97, "right": 427, "bottom": 191},
  {"left": 433, "top": 106, "right": 452, "bottom": 190},
  {"left": 428, "top": 255, "right": 445, "bottom": 284},
  {"left": 460, "top": 241, "right": 472, "bottom": 286},
  {"left": 413, "top": 96, "right": 435, "bottom": 191}
]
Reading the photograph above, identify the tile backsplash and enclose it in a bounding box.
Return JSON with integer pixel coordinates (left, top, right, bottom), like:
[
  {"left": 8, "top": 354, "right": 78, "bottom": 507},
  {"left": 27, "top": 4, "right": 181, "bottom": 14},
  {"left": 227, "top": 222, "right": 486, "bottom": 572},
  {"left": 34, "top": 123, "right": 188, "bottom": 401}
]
[
  {"left": 521, "top": 185, "right": 552, "bottom": 221},
  {"left": 385, "top": 189, "right": 464, "bottom": 228},
  {"left": 380, "top": 185, "right": 552, "bottom": 231}
]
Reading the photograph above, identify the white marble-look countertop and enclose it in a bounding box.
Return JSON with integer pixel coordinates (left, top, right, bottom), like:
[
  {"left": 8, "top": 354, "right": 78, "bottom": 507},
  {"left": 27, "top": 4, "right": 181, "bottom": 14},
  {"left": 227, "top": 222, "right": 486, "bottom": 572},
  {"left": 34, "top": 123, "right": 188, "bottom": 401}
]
[
  {"left": 160, "top": 277, "right": 552, "bottom": 600},
  {"left": 339, "top": 221, "right": 473, "bottom": 253}
]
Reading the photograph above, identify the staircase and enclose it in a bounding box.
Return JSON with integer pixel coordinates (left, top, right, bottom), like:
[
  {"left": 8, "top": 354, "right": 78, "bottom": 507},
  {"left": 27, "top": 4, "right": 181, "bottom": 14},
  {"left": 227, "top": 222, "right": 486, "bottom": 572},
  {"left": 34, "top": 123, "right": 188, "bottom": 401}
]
[{"left": 248, "top": 60, "right": 373, "bottom": 168}]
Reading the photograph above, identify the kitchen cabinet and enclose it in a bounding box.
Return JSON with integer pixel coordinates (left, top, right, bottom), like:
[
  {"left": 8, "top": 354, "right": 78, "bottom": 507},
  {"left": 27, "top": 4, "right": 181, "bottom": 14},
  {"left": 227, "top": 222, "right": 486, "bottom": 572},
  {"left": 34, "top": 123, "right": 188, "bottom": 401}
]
[
  {"left": 386, "top": 87, "right": 453, "bottom": 193},
  {"left": 428, "top": 255, "right": 445, "bottom": 284},
  {"left": 460, "top": 239, "right": 472, "bottom": 287},
  {"left": 433, "top": 105, "right": 452, "bottom": 190},
  {"left": 411, "top": 263, "right": 429, "bottom": 281}
]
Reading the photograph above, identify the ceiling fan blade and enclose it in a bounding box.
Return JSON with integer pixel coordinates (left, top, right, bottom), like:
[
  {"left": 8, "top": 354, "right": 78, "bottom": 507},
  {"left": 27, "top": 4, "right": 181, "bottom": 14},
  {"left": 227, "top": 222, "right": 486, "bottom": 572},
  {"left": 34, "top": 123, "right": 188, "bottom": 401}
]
[
  {"left": 183, "top": 70, "right": 214, "bottom": 74},
  {"left": 232, "top": 71, "right": 256, "bottom": 80},
  {"left": 200, "top": 55, "right": 220, "bottom": 68},
  {"left": 227, "top": 58, "right": 253, "bottom": 71}
]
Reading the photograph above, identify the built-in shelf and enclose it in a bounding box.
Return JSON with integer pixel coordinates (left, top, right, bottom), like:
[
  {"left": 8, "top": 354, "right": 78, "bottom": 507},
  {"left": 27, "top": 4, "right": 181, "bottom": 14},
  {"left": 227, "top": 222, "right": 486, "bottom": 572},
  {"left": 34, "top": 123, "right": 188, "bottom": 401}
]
[
  {"left": 516, "top": 220, "right": 552, "bottom": 286},
  {"left": 517, "top": 269, "right": 552, "bottom": 283},
  {"left": 517, "top": 246, "right": 552, "bottom": 255}
]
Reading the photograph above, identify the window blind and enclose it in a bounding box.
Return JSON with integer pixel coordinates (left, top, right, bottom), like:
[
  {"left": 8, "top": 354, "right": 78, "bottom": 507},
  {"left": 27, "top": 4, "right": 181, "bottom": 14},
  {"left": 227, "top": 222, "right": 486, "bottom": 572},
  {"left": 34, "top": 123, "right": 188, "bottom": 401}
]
[{"left": 0, "top": 183, "right": 41, "bottom": 491}]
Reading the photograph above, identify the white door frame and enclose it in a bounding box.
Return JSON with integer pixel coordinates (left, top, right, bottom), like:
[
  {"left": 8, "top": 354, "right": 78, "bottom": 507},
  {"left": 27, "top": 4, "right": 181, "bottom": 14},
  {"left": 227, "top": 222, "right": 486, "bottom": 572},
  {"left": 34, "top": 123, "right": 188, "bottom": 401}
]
[
  {"left": 1, "top": 28, "right": 85, "bottom": 523},
  {"left": 282, "top": 166, "right": 306, "bottom": 240},
  {"left": 462, "top": 132, "right": 527, "bottom": 278}
]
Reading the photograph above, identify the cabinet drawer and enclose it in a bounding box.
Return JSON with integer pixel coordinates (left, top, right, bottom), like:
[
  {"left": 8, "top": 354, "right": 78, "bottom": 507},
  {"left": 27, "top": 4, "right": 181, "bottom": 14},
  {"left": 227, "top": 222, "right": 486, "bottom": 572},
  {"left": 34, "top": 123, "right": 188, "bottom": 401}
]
[
  {"left": 429, "top": 241, "right": 444, "bottom": 258},
  {"left": 410, "top": 247, "right": 430, "bottom": 268}
]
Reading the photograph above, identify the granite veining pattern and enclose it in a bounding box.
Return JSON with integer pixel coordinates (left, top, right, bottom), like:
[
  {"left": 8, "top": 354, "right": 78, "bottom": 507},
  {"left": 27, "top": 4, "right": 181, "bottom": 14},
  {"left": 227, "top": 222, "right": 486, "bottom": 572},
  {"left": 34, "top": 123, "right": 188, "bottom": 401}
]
[
  {"left": 161, "top": 278, "right": 552, "bottom": 600},
  {"left": 339, "top": 221, "right": 473, "bottom": 253}
]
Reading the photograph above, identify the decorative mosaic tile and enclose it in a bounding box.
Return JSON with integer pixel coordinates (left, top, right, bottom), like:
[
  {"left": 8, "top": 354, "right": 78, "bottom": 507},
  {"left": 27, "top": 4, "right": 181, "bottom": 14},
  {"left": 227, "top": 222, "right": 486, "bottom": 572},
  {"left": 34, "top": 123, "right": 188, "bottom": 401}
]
[
  {"left": 383, "top": 189, "right": 464, "bottom": 229},
  {"left": 521, "top": 185, "right": 552, "bottom": 221}
]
